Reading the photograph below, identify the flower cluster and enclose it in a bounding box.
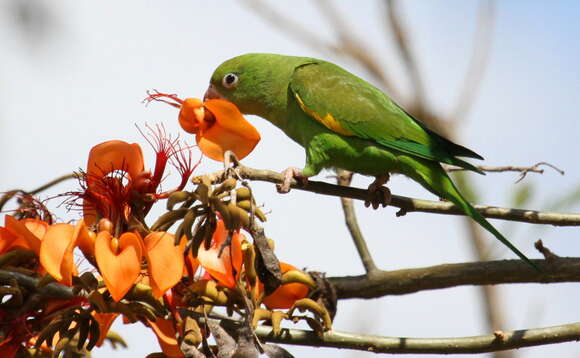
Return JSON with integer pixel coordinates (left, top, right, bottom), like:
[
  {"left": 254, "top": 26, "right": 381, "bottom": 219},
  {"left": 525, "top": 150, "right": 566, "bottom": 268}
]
[{"left": 0, "top": 97, "right": 328, "bottom": 358}]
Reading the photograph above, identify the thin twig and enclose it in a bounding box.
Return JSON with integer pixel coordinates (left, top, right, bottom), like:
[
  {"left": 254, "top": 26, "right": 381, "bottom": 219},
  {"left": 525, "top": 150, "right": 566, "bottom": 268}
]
[
  {"left": 0, "top": 173, "right": 77, "bottom": 211},
  {"left": 193, "top": 165, "right": 580, "bottom": 227},
  {"left": 328, "top": 258, "right": 580, "bottom": 299},
  {"left": 255, "top": 321, "right": 580, "bottom": 354},
  {"left": 444, "top": 162, "right": 565, "bottom": 183},
  {"left": 336, "top": 170, "right": 378, "bottom": 274}
]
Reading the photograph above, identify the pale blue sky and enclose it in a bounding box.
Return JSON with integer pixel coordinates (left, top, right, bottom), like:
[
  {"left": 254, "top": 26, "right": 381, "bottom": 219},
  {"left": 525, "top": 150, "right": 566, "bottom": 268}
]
[{"left": 1, "top": 1, "right": 579, "bottom": 357}]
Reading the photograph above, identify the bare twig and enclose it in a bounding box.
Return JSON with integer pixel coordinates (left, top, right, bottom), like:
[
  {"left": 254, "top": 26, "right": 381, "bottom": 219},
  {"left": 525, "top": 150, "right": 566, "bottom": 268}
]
[
  {"left": 194, "top": 165, "right": 580, "bottom": 226},
  {"left": 452, "top": 0, "right": 495, "bottom": 122},
  {"left": 0, "top": 173, "right": 77, "bottom": 211},
  {"left": 336, "top": 170, "right": 378, "bottom": 274},
  {"left": 328, "top": 258, "right": 580, "bottom": 299},
  {"left": 534, "top": 240, "right": 560, "bottom": 262},
  {"left": 444, "top": 162, "right": 565, "bottom": 183},
  {"left": 255, "top": 321, "right": 580, "bottom": 354}
]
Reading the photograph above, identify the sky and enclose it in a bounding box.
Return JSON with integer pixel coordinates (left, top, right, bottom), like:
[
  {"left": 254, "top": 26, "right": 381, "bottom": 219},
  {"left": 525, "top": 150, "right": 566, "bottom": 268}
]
[{"left": 1, "top": 1, "right": 579, "bottom": 357}]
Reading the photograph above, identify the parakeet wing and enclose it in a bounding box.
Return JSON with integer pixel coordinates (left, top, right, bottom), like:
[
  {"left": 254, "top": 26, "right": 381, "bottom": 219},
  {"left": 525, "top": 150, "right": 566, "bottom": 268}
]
[{"left": 289, "top": 62, "right": 484, "bottom": 173}]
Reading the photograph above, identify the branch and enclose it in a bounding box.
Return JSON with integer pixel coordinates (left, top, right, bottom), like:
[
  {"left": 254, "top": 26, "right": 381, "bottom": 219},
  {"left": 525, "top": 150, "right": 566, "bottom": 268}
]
[
  {"left": 193, "top": 165, "right": 580, "bottom": 227},
  {"left": 336, "top": 170, "right": 377, "bottom": 273},
  {"left": 0, "top": 173, "right": 76, "bottom": 211},
  {"left": 255, "top": 321, "right": 580, "bottom": 354},
  {"left": 444, "top": 162, "right": 565, "bottom": 183},
  {"left": 328, "top": 258, "right": 580, "bottom": 299},
  {"left": 0, "top": 269, "right": 74, "bottom": 299}
]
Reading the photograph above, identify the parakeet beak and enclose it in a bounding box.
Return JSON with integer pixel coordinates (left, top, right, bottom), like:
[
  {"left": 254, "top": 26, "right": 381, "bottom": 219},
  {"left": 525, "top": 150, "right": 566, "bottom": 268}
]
[{"left": 204, "top": 85, "right": 223, "bottom": 101}]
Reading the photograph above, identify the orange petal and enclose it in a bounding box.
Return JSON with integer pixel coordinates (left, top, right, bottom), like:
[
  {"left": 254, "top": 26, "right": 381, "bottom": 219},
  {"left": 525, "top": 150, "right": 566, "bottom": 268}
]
[
  {"left": 39, "top": 223, "right": 77, "bottom": 286},
  {"left": 75, "top": 220, "right": 96, "bottom": 259},
  {"left": 197, "top": 219, "right": 243, "bottom": 288},
  {"left": 197, "top": 99, "right": 260, "bottom": 162},
  {"left": 144, "top": 232, "right": 185, "bottom": 298},
  {"left": 93, "top": 312, "right": 119, "bottom": 347},
  {"left": 86, "top": 140, "right": 145, "bottom": 188},
  {"left": 95, "top": 231, "right": 143, "bottom": 301},
  {"left": 178, "top": 98, "right": 208, "bottom": 134},
  {"left": 184, "top": 244, "right": 200, "bottom": 278},
  {"left": 0, "top": 227, "right": 19, "bottom": 254},
  {"left": 148, "top": 318, "right": 184, "bottom": 358},
  {"left": 4, "top": 215, "right": 44, "bottom": 254},
  {"left": 262, "top": 262, "right": 310, "bottom": 309}
]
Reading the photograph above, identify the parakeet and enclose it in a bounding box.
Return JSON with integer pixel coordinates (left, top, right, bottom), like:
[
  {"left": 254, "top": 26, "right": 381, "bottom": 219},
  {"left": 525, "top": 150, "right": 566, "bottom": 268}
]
[{"left": 204, "top": 53, "right": 535, "bottom": 268}]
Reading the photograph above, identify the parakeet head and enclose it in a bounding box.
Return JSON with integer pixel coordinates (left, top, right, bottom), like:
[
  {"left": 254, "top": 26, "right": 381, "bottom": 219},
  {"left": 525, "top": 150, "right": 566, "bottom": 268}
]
[{"left": 205, "top": 53, "right": 304, "bottom": 117}]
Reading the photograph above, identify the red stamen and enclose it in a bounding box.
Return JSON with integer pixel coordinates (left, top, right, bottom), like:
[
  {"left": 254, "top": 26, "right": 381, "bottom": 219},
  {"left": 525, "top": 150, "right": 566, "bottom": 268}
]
[{"left": 143, "top": 89, "right": 184, "bottom": 108}]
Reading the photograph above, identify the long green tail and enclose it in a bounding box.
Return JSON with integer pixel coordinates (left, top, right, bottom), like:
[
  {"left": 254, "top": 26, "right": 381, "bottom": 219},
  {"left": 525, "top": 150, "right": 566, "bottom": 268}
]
[{"left": 398, "top": 156, "right": 539, "bottom": 271}]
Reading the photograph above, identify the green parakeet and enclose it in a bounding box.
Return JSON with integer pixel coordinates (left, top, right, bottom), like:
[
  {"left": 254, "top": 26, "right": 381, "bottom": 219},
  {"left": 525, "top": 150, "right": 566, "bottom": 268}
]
[{"left": 204, "top": 53, "right": 535, "bottom": 268}]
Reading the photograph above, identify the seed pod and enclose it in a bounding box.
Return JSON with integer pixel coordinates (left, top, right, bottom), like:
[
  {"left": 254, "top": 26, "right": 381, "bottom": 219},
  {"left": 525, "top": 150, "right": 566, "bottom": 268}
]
[
  {"left": 77, "top": 316, "right": 91, "bottom": 350},
  {"left": 182, "top": 209, "right": 197, "bottom": 243},
  {"left": 213, "top": 178, "right": 237, "bottom": 195},
  {"left": 271, "top": 311, "right": 287, "bottom": 336},
  {"left": 236, "top": 200, "right": 267, "bottom": 222},
  {"left": 183, "top": 316, "right": 203, "bottom": 346},
  {"left": 281, "top": 270, "right": 317, "bottom": 289},
  {"left": 289, "top": 298, "right": 332, "bottom": 331},
  {"left": 235, "top": 187, "right": 252, "bottom": 201},
  {"left": 86, "top": 316, "right": 101, "bottom": 350},
  {"left": 167, "top": 191, "right": 191, "bottom": 210},
  {"left": 150, "top": 208, "right": 189, "bottom": 231},
  {"left": 251, "top": 308, "right": 272, "bottom": 329}
]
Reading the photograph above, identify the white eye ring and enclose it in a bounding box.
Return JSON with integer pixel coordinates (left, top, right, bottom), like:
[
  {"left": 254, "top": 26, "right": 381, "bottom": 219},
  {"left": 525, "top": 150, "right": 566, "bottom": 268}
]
[{"left": 222, "top": 73, "right": 239, "bottom": 88}]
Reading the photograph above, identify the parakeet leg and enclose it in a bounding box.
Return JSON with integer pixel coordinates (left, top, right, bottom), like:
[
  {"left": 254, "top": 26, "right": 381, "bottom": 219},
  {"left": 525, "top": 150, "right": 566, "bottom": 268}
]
[
  {"left": 277, "top": 167, "right": 309, "bottom": 194},
  {"left": 365, "top": 174, "right": 391, "bottom": 209}
]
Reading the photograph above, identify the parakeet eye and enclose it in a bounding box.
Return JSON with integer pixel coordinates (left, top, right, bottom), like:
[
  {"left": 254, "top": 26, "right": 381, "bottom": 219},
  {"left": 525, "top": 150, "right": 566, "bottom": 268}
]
[{"left": 222, "top": 73, "right": 239, "bottom": 88}]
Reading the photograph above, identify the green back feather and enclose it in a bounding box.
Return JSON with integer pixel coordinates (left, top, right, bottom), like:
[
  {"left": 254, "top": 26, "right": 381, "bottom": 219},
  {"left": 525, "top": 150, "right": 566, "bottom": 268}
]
[{"left": 289, "top": 61, "right": 485, "bottom": 173}]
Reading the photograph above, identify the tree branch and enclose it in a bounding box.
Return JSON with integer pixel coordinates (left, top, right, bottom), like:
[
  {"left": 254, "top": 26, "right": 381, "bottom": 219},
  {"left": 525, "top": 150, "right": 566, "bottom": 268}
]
[
  {"left": 444, "top": 162, "right": 565, "bottom": 183},
  {"left": 336, "top": 170, "right": 378, "bottom": 274},
  {"left": 328, "top": 258, "right": 580, "bottom": 299},
  {"left": 255, "top": 321, "right": 580, "bottom": 354},
  {"left": 193, "top": 165, "right": 580, "bottom": 226},
  {"left": 0, "top": 173, "right": 76, "bottom": 211}
]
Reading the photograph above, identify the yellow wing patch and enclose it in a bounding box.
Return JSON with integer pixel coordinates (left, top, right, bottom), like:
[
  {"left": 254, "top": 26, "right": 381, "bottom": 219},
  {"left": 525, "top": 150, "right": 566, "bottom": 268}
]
[{"left": 294, "top": 93, "right": 354, "bottom": 136}]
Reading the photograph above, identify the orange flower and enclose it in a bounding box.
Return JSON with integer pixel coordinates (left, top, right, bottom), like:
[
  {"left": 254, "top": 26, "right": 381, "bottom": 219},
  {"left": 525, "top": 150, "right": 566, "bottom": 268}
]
[
  {"left": 262, "top": 262, "right": 310, "bottom": 309},
  {"left": 39, "top": 222, "right": 80, "bottom": 286},
  {"left": 197, "top": 219, "right": 243, "bottom": 289},
  {"left": 95, "top": 231, "right": 143, "bottom": 301},
  {"left": 145, "top": 92, "right": 260, "bottom": 162},
  {"left": 2, "top": 215, "right": 46, "bottom": 254},
  {"left": 78, "top": 135, "right": 195, "bottom": 229},
  {"left": 144, "top": 232, "right": 185, "bottom": 298},
  {"left": 93, "top": 312, "right": 119, "bottom": 347},
  {"left": 148, "top": 318, "right": 184, "bottom": 358},
  {"left": 82, "top": 140, "right": 145, "bottom": 227}
]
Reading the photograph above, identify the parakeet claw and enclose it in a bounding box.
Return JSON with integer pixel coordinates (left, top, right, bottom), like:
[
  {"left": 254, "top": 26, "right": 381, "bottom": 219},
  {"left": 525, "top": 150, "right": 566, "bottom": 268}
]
[
  {"left": 365, "top": 174, "right": 391, "bottom": 209},
  {"left": 277, "top": 167, "right": 308, "bottom": 194}
]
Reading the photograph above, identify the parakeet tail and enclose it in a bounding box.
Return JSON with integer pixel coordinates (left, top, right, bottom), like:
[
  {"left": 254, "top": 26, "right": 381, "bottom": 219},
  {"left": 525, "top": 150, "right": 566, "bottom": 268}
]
[{"left": 398, "top": 156, "right": 539, "bottom": 271}]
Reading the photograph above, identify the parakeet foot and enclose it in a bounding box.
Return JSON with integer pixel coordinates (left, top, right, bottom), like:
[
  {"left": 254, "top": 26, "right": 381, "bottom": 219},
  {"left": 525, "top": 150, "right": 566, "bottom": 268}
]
[
  {"left": 277, "top": 167, "right": 308, "bottom": 194},
  {"left": 365, "top": 174, "right": 391, "bottom": 209}
]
